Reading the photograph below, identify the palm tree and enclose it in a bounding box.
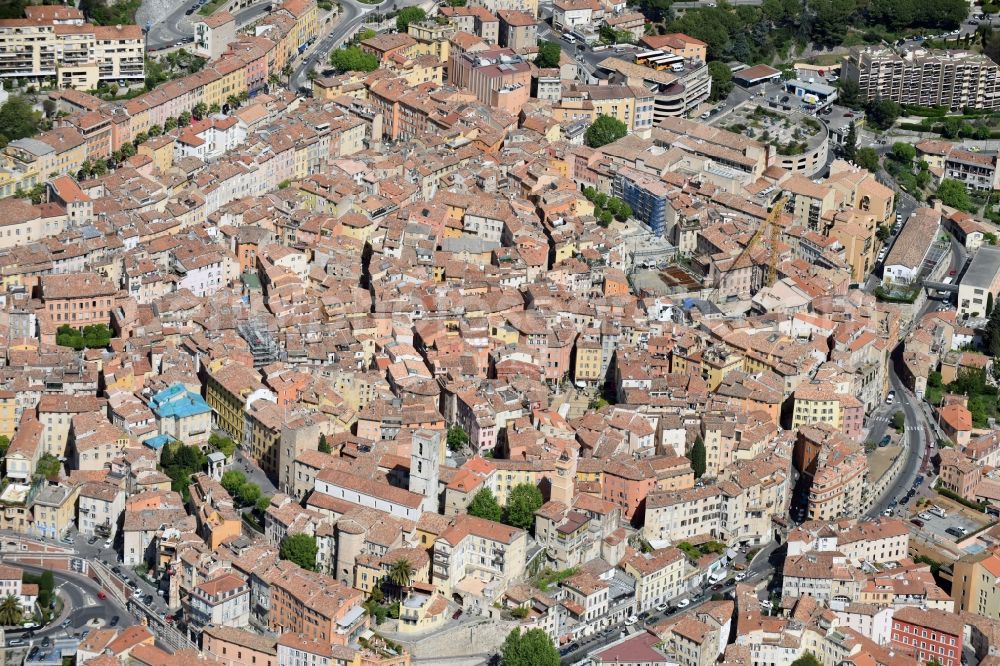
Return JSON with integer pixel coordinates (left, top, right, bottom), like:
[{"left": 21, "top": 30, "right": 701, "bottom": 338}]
[
  {"left": 387, "top": 558, "right": 414, "bottom": 599},
  {"left": 0, "top": 594, "right": 22, "bottom": 626}
]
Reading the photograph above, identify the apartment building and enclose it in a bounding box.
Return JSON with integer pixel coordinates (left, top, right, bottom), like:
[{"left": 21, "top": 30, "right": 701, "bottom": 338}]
[
  {"left": 842, "top": 47, "right": 1000, "bottom": 110},
  {"left": 432, "top": 514, "right": 527, "bottom": 603},
  {"left": 553, "top": 84, "right": 656, "bottom": 137},
  {"left": 643, "top": 486, "right": 721, "bottom": 544},
  {"left": 890, "top": 607, "right": 963, "bottom": 666},
  {"left": 958, "top": 245, "right": 1000, "bottom": 318},
  {"left": 78, "top": 481, "right": 125, "bottom": 538},
  {"left": 944, "top": 149, "right": 1000, "bottom": 191},
  {"left": 953, "top": 548, "right": 1000, "bottom": 619},
  {"left": 185, "top": 573, "right": 252, "bottom": 639},
  {"left": 267, "top": 567, "right": 367, "bottom": 646},
  {"left": 793, "top": 424, "right": 869, "bottom": 521},
  {"left": 448, "top": 48, "right": 532, "bottom": 114},
  {"left": 791, "top": 382, "right": 864, "bottom": 441},
  {"left": 620, "top": 547, "right": 686, "bottom": 612},
  {"left": 0, "top": 6, "right": 143, "bottom": 89},
  {"left": 205, "top": 362, "right": 266, "bottom": 443},
  {"left": 39, "top": 271, "right": 117, "bottom": 329},
  {"left": 782, "top": 551, "right": 866, "bottom": 602}
]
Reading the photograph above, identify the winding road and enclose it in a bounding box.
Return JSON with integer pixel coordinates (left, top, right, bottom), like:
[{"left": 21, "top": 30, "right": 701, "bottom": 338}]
[
  {"left": 146, "top": 1, "right": 275, "bottom": 51},
  {"left": 5, "top": 562, "right": 132, "bottom": 640}
]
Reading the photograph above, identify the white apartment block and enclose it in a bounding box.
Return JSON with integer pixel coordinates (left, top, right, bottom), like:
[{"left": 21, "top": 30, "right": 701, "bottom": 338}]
[
  {"left": 0, "top": 6, "right": 144, "bottom": 89},
  {"left": 842, "top": 47, "right": 1000, "bottom": 110}
]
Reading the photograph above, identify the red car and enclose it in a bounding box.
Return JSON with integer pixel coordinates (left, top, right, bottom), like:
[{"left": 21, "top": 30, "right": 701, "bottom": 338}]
[
  {"left": 949, "top": 269, "right": 956, "bottom": 276},
  {"left": 97, "top": 591, "right": 106, "bottom": 600}
]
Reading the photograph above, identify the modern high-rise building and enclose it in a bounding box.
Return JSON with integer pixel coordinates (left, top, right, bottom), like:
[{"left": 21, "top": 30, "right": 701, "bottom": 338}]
[{"left": 841, "top": 47, "right": 1000, "bottom": 110}]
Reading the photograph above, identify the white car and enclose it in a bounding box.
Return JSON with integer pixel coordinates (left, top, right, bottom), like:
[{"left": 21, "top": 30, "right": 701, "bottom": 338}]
[
  {"left": 103, "top": 538, "right": 113, "bottom": 549},
  {"left": 918, "top": 512, "right": 933, "bottom": 521},
  {"left": 624, "top": 615, "right": 638, "bottom": 625},
  {"left": 734, "top": 573, "right": 746, "bottom": 581},
  {"left": 676, "top": 598, "right": 690, "bottom": 609},
  {"left": 655, "top": 603, "right": 668, "bottom": 612},
  {"left": 760, "top": 599, "right": 773, "bottom": 609}
]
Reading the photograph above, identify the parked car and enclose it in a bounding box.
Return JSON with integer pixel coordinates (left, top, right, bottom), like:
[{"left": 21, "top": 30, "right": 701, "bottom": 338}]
[
  {"left": 886, "top": 390, "right": 896, "bottom": 404},
  {"left": 7, "top": 639, "right": 24, "bottom": 647},
  {"left": 734, "top": 572, "right": 746, "bottom": 581},
  {"left": 87, "top": 535, "right": 99, "bottom": 545},
  {"left": 655, "top": 602, "right": 668, "bottom": 611},
  {"left": 110, "top": 616, "right": 120, "bottom": 627},
  {"left": 676, "top": 599, "right": 691, "bottom": 609},
  {"left": 946, "top": 526, "right": 966, "bottom": 538},
  {"left": 97, "top": 591, "right": 106, "bottom": 600},
  {"left": 918, "top": 512, "right": 934, "bottom": 521},
  {"left": 451, "top": 609, "right": 462, "bottom": 620},
  {"left": 879, "top": 435, "right": 892, "bottom": 447},
  {"left": 911, "top": 518, "right": 924, "bottom": 527}
]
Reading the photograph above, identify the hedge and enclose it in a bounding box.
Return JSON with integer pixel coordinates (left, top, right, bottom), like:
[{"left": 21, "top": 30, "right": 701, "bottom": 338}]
[{"left": 936, "top": 487, "right": 987, "bottom": 512}]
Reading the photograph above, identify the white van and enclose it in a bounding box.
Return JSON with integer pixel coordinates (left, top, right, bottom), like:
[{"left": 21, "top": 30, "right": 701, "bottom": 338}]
[
  {"left": 928, "top": 505, "right": 947, "bottom": 518},
  {"left": 709, "top": 570, "right": 727, "bottom": 584}
]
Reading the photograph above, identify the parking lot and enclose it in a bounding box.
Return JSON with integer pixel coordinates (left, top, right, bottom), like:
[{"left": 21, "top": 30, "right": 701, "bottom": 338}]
[{"left": 910, "top": 506, "right": 982, "bottom": 542}]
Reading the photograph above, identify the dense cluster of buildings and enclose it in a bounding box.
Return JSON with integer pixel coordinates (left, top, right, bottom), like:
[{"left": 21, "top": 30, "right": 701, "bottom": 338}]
[{"left": 2, "top": 0, "right": 1000, "bottom": 665}]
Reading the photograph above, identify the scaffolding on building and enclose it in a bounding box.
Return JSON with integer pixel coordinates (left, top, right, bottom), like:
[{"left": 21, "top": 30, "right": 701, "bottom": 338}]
[{"left": 238, "top": 318, "right": 284, "bottom": 368}]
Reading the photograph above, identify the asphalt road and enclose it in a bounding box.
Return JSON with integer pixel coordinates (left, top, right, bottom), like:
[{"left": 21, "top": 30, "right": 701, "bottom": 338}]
[
  {"left": 288, "top": 0, "right": 382, "bottom": 93},
  {"left": 147, "top": 0, "right": 275, "bottom": 51},
  {"left": 6, "top": 562, "right": 132, "bottom": 641}
]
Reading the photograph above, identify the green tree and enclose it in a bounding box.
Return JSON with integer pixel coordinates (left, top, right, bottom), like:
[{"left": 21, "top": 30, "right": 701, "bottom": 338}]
[
  {"left": 988, "top": 292, "right": 995, "bottom": 317},
  {"left": 855, "top": 147, "right": 880, "bottom": 173},
  {"left": 890, "top": 142, "right": 916, "bottom": 163},
  {"left": 985, "top": 232, "right": 998, "bottom": 246},
  {"left": 467, "top": 487, "right": 502, "bottom": 522},
  {"left": 938, "top": 115, "right": 963, "bottom": 139},
  {"left": 689, "top": 437, "right": 706, "bottom": 478},
  {"left": 892, "top": 410, "right": 905, "bottom": 433},
  {"left": 356, "top": 28, "right": 377, "bottom": 42},
  {"left": 279, "top": 533, "right": 318, "bottom": 571},
  {"left": 221, "top": 469, "right": 247, "bottom": 496},
  {"left": 843, "top": 121, "right": 857, "bottom": 162},
  {"left": 864, "top": 98, "right": 902, "bottom": 131},
  {"left": 936, "top": 179, "right": 973, "bottom": 211},
  {"left": 330, "top": 46, "right": 379, "bottom": 72},
  {"left": 179, "top": 111, "right": 192, "bottom": 126},
  {"left": 535, "top": 40, "right": 561, "bottom": 69},
  {"left": 986, "top": 303, "right": 1000, "bottom": 356},
  {"left": 318, "top": 434, "right": 332, "bottom": 454},
  {"left": 256, "top": 495, "right": 271, "bottom": 514},
  {"left": 505, "top": 483, "right": 543, "bottom": 530},
  {"left": 0, "top": 595, "right": 22, "bottom": 626},
  {"left": 837, "top": 79, "right": 862, "bottom": 109},
  {"left": 0, "top": 435, "right": 9, "bottom": 458},
  {"left": 396, "top": 6, "right": 426, "bottom": 32},
  {"left": 387, "top": 558, "right": 415, "bottom": 597},
  {"left": 585, "top": 115, "right": 627, "bottom": 148},
  {"left": 0, "top": 96, "right": 42, "bottom": 146},
  {"left": 708, "top": 61, "right": 733, "bottom": 102},
  {"left": 790, "top": 654, "right": 822, "bottom": 666},
  {"left": 809, "top": 0, "right": 856, "bottom": 46},
  {"left": 236, "top": 482, "right": 262, "bottom": 507},
  {"left": 164, "top": 117, "right": 178, "bottom": 131},
  {"left": 35, "top": 453, "right": 61, "bottom": 481},
  {"left": 208, "top": 432, "right": 236, "bottom": 458},
  {"left": 447, "top": 425, "right": 469, "bottom": 451},
  {"left": 500, "top": 628, "right": 559, "bottom": 666},
  {"left": 192, "top": 102, "right": 208, "bottom": 120}
]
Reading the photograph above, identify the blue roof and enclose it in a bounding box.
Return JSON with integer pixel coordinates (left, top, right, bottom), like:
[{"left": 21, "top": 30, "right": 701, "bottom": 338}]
[
  {"left": 150, "top": 383, "right": 212, "bottom": 419},
  {"left": 143, "top": 434, "right": 175, "bottom": 450}
]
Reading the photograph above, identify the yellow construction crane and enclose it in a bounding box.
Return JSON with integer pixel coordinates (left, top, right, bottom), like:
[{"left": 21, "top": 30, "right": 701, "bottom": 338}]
[{"left": 710, "top": 194, "right": 788, "bottom": 299}]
